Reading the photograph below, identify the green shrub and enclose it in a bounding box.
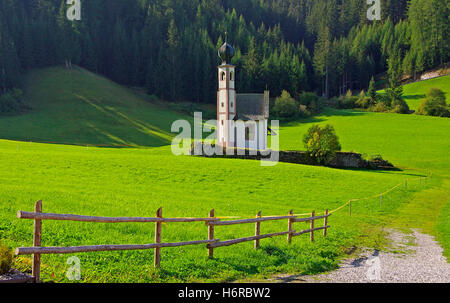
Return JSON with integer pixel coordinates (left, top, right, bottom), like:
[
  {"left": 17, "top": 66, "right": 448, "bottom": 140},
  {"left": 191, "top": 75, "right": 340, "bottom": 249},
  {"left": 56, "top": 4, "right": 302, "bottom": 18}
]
[
  {"left": 272, "top": 90, "right": 298, "bottom": 119},
  {"left": 371, "top": 101, "right": 389, "bottom": 112},
  {"left": 0, "top": 88, "right": 27, "bottom": 114},
  {"left": 418, "top": 88, "right": 449, "bottom": 117},
  {"left": 298, "top": 104, "right": 311, "bottom": 118},
  {"left": 356, "top": 90, "right": 370, "bottom": 109},
  {"left": 368, "top": 154, "right": 384, "bottom": 162},
  {"left": 336, "top": 90, "right": 358, "bottom": 109},
  {"left": 377, "top": 94, "right": 391, "bottom": 106},
  {"left": 391, "top": 98, "right": 410, "bottom": 114},
  {"left": 385, "top": 85, "right": 403, "bottom": 107},
  {"left": 299, "top": 92, "right": 319, "bottom": 112},
  {"left": 327, "top": 96, "right": 339, "bottom": 107},
  {"left": 0, "top": 241, "right": 14, "bottom": 275},
  {"left": 366, "top": 93, "right": 409, "bottom": 114},
  {"left": 0, "top": 93, "right": 19, "bottom": 113},
  {"left": 303, "top": 124, "right": 342, "bottom": 164},
  {"left": 147, "top": 94, "right": 159, "bottom": 103},
  {"left": 338, "top": 95, "right": 358, "bottom": 109}
]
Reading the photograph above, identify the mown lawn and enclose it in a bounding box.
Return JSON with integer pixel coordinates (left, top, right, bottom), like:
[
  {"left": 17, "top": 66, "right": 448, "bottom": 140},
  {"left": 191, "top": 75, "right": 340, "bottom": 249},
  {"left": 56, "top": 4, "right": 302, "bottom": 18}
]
[{"left": 0, "top": 67, "right": 448, "bottom": 282}]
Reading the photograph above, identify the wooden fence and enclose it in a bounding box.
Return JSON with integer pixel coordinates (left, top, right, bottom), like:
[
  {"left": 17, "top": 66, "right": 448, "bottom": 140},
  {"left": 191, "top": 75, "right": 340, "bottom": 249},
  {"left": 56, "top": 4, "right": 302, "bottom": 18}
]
[{"left": 15, "top": 201, "right": 331, "bottom": 283}]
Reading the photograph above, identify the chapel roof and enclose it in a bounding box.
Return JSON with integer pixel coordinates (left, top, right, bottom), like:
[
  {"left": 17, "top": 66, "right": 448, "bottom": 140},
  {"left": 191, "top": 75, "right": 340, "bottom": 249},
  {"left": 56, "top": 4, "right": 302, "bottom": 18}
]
[{"left": 235, "top": 93, "right": 269, "bottom": 121}]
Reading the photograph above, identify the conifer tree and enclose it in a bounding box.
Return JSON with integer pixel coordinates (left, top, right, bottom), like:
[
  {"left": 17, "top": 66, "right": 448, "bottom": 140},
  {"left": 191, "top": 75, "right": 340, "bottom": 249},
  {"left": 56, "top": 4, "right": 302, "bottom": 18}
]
[
  {"left": 314, "top": 26, "right": 331, "bottom": 98},
  {"left": 367, "top": 76, "right": 377, "bottom": 105}
]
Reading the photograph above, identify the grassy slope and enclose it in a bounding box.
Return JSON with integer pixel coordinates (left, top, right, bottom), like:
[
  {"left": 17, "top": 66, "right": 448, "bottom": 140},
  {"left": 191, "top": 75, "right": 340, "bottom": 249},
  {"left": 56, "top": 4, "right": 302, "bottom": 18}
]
[
  {"left": 0, "top": 67, "right": 448, "bottom": 282},
  {"left": 378, "top": 75, "right": 450, "bottom": 111},
  {"left": 0, "top": 66, "right": 185, "bottom": 147}
]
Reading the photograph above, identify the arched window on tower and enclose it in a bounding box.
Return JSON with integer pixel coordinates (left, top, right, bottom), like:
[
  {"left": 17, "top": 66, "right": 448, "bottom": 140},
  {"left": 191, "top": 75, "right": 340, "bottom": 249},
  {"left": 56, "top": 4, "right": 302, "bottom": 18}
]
[
  {"left": 221, "top": 72, "right": 226, "bottom": 81},
  {"left": 230, "top": 71, "right": 234, "bottom": 81}
]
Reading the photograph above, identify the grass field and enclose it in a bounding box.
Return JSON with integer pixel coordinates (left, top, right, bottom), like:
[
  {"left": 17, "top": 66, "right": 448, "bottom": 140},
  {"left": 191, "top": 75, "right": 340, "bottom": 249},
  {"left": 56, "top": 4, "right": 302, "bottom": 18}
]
[
  {"left": 378, "top": 75, "right": 450, "bottom": 111},
  {"left": 0, "top": 67, "right": 448, "bottom": 282},
  {"left": 275, "top": 108, "right": 450, "bottom": 259},
  {"left": 0, "top": 66, "right": 185, "bottom": 147}
]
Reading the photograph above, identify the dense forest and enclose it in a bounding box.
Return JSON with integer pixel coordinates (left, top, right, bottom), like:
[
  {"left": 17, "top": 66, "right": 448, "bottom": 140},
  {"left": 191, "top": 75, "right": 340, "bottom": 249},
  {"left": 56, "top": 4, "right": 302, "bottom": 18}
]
[{"left": 0, "top": 0, "right": 448, "bottom": 104}]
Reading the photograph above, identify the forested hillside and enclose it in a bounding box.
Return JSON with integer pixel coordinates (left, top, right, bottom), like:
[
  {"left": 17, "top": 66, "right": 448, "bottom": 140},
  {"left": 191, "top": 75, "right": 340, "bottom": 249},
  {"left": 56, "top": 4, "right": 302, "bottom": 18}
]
[{"left": 0, "top": 0, "right": 448, "bottom": 104}]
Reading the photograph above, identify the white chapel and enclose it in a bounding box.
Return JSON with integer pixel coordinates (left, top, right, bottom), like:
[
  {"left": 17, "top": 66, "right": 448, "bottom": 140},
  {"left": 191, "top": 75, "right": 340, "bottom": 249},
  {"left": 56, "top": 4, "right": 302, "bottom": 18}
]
[{"left": 216, "top": 41, "right": 270, "bottom": 150}]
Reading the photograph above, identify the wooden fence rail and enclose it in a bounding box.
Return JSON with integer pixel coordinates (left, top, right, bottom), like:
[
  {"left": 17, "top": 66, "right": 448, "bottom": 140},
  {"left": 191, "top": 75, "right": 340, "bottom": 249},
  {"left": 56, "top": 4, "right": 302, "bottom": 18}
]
[
  {"left": 17, "top": 211, "right": 219, "bottom": 223},
  {"left": 206, "top": 215, "right": 294, "bottom": 226},
  {"left": 16, "top": 240, "right": 219, "bottom": 255},
  {"left": 16, "top": 201, "right": 331, "bottom": 283}
]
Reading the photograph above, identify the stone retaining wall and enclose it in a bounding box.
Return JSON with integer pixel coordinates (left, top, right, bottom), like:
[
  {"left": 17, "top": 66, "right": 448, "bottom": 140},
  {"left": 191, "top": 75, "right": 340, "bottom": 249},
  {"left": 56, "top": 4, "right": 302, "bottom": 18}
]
[{"left": 189, "top": 142, "right": 394, "bottom": 170}]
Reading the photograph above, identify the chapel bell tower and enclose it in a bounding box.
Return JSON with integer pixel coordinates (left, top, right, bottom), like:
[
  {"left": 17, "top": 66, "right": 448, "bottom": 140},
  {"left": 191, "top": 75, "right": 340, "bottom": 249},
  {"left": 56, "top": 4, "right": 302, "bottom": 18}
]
[{"left": 217, "top": 41, "right": 236, "bottom": 147}]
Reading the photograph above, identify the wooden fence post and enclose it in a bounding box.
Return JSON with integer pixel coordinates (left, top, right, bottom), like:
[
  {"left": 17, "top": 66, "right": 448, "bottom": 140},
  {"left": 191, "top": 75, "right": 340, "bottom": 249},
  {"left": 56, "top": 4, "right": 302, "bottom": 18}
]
[
  {"left": 310, "top": 211, "right": 315, "bottom": 242},
  {"left": 154, "top": 207, "right": 162, "bottom": 268},
  {"left": 323, "top": 209, "right": 328, "bottom": 237},
  {"left": 254, "top": 211, "right": 261, "bottom": 249},
  {"left": 32, "top": 200, "right": 42, "bottom": 283},
  {"left": 287, "top": 210, "right": 293, "bottom": 244},
  {"left": 208, "top": 209, "right": 214, "bottom": 258}
]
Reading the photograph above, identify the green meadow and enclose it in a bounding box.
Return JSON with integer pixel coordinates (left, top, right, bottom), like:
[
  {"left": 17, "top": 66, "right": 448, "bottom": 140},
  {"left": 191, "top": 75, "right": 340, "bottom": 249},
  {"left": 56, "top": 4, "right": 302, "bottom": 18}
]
[
  {"left": 378, "top": 75, "right": 450, "bottom": 111},
  {"left": 0, "top": 67, "right": 448, "bottom": 282},
  {"left": 0, "top": 66, "right": 181, "bottom": 147}
]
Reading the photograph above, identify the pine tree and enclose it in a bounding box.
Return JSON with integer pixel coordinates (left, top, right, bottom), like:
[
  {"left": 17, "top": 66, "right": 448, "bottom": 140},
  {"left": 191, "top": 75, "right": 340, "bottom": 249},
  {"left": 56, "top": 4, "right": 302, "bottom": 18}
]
[
  {"left": 386, "top": 44, "right": 403, "bottom": 105},
  {"left": 367, "top": 76, "right": 377, "bottom": 105},
  {"left": 166, "top": 19, "right": 181, "bottom": 101},
  {"left": 298, "top": 60, "right": 309, "bottom": 92},
  {"left": 0, "top": 25, "right": 21, "bottom": 93},
  {"left": 243, "top": 37, "right": 262, "bottom": 92},
  {"left": 314, "top": 26, "right": 331, "bottom": 98},
  {"left": 0, "top": 0, "right": 447, "bottom": 103}
]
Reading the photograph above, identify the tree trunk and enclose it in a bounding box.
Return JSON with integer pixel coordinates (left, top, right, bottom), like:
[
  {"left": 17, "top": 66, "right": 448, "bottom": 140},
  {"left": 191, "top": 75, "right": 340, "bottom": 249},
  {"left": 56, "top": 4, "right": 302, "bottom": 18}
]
[{"left": 325, "top": 64, "right": 329, "bottom": 99}]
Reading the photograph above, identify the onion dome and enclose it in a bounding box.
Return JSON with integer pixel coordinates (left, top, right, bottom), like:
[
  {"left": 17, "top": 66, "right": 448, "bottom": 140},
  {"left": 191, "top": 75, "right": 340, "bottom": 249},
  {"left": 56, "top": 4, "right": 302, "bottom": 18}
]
[{"left": 218, "top": 42, "right": 235, "bottom": 65}]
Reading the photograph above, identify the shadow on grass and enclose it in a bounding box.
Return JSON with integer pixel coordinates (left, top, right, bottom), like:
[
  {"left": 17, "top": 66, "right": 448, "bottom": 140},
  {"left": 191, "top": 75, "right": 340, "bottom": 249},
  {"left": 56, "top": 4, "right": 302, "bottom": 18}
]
[
  {"left": 366, "top": 170, "right": 428, "bottom": 178},
  {"left": 75, "top": 95, "right": 174, "bottom": 148},
  {"left": 262, "top": 245, "right": 290, "bottom": 267},
  {"left": 279, "top": 108, "right": 367, "bottom": 127},
  {"left": 339, "top": 168, "right": 430, "bottom": 180},
  {"left": 336, "top": 167, "right": 403, "bottom": 173},
  {"left": 403, "top": 94, "right": 425, "bottom": 100},
  {"left": 319, "top": 108, "right": 368, "bottom": 117}
]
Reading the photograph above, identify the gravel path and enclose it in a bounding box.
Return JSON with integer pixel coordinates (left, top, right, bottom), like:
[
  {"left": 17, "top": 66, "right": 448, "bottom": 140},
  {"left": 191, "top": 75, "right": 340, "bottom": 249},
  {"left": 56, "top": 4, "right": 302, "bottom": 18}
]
[
  {"left": 269, "top": 229, "right": 450, "bottom": 283},
  {"left": 0, "top": 269, "right": 34, "bottom": 283}
]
